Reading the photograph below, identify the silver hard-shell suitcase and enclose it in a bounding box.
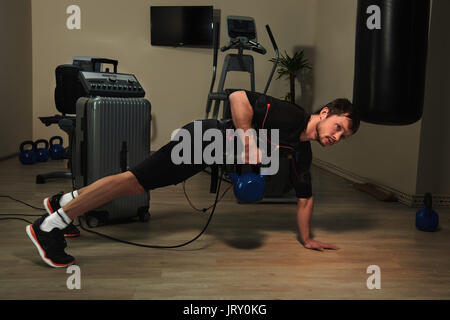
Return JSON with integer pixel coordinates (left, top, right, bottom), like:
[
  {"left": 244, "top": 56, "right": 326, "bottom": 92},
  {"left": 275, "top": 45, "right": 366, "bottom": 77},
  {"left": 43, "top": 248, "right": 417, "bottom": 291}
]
[{"left": 73, "top": 97, "right": 151, "bottom": 227}]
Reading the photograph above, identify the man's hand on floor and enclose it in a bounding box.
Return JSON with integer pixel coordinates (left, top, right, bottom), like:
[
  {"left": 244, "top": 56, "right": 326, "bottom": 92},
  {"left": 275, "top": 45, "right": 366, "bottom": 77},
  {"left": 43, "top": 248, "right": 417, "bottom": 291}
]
[{"left": 304, "top": 239, "right": 340, "bottom": 251}]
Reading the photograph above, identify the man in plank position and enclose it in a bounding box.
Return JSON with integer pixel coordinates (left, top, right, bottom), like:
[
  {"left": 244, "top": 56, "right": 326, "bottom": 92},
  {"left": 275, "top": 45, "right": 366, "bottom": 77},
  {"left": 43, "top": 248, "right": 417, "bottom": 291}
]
[{"left": 26, "top": 90, "right": 360, "bottom": 267}]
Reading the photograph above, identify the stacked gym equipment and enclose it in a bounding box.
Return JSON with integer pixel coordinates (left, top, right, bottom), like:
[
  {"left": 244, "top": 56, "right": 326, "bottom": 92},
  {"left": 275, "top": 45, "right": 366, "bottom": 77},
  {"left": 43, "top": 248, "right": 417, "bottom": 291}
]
[
  {"left": 72, "top": 58, "right": 151, "bottom": 227},
  {"left": 18, "top": 136, "right": 65, "bottom": 165}
]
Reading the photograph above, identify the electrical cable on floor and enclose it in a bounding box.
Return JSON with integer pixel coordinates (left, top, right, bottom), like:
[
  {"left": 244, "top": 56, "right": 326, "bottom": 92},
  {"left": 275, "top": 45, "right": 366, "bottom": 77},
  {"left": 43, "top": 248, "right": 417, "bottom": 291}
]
[
  {"left": 0, "top": 168, "right": 227, "bottom": 249},
  {"left": 0, "top": 217, "right": 34, "bottom": 224},
  {"left": 76, "top": 168, "right": 226, "bottom": 248},
  {"left": 0, "top": 195, "right": 44, "bottom": 222},
  {"left": 0, "top": 195, "right": 46, "bottom": 212},
  {"left": 182, "top": 178, "right": 232, "bottom": 213}
]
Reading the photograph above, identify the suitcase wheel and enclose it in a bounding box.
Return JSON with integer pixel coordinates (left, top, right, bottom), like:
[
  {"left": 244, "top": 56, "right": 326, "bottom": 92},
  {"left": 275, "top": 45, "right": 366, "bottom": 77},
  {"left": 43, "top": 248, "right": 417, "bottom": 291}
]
[{"left": 86, "top": 215, "right": 100, "bottom": 228}]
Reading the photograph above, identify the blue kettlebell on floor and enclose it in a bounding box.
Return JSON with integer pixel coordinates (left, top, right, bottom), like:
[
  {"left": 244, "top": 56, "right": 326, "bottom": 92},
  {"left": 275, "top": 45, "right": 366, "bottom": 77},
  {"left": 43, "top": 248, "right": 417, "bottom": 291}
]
[
  {"left": 416, "top": 193, "right": 439, "bottom": 232},
  {"left": 19, "top": 141, "right": 37, "bottom": 165},
  {"left": 35, "top": 139, "right": 50, "bottom": 162},
  {"left": 228, "top": 172, "right": 266, "bottom": 203},
  {"left": 49, "top": 136, "right": 65, "bottom": 160}
]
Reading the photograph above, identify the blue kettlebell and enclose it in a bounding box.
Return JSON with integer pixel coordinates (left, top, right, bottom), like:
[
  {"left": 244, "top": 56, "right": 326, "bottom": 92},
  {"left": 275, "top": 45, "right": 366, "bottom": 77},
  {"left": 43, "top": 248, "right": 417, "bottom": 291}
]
[
  {"left": 35, "top": 139, "right": 50, "bottom": 162},
  {"left": 228, "top": 172, "right": 266, "bottom": 203},
  {"left": 19, "top": 141, "right": 37, "bottom": 165},
  {"left": 49, "top": 136, "right": 65, "bottom": 160},
  {"left": 416, "top": 193, "right": 439, "bottom": 232}
]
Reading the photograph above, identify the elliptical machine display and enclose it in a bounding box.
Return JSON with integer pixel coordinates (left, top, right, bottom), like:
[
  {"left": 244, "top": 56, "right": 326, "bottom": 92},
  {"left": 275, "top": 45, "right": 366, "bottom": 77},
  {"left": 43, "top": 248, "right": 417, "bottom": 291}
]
[{"left": 205, "top": 16, "right": 279, "bottom": 120}]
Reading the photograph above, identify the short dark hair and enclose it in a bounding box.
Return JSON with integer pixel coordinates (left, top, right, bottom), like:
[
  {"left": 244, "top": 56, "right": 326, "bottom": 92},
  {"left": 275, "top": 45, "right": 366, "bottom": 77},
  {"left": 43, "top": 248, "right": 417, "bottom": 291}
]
[{"left": 313, "top": 98, "right": 360, "bottom": 134}]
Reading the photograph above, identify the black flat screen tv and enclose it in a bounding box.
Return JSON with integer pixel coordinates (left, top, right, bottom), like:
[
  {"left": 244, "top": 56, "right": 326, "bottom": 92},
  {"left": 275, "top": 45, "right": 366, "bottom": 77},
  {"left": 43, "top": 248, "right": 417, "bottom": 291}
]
[{"left": 150, "top": 6, "right": 213, "bottom": 47}]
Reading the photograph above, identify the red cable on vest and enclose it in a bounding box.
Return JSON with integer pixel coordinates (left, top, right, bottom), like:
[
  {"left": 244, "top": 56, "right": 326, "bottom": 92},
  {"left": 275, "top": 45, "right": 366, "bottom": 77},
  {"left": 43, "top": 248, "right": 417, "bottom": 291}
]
[{"left": 261, "top": 103, "right": 300, "bottom": 179}]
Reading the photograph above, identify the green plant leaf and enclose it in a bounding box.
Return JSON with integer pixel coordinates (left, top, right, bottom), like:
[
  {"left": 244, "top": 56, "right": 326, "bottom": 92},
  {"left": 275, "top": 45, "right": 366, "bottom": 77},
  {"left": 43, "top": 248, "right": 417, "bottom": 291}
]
[{"left": 269, "top": 49, "right": 312, "bottom": 77}]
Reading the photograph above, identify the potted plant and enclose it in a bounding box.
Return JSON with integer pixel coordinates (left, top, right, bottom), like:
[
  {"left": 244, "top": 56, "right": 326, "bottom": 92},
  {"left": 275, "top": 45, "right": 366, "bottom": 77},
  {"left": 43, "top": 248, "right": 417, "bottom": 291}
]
[{"left": 270, "top": 50, "right": 312, "bottom": 103}]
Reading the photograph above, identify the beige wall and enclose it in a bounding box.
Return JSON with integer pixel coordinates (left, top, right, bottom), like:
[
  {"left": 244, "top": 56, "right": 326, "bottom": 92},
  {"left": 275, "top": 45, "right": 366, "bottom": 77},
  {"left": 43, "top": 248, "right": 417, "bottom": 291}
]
[
  {"left": 311, "top": 0, "right": 424, "bottom": 196},
  {"left": 416, "top": 0, "right": 450, "bottom": 195},
  {"left": 31, "top": 0, "right": 317, "bottom": 150},
  {"left": 19, "top": 0, "right": 449, "bottom": 199},
  {"left": 0, "top": 0, "right": 32, "bottom": 159}
]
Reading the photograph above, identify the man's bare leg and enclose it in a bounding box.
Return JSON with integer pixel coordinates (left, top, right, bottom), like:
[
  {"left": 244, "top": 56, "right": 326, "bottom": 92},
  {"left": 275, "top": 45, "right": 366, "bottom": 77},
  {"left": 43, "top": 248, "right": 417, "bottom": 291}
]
[{"left": 64, "top": 171, "right": 146, "bottom": 220}]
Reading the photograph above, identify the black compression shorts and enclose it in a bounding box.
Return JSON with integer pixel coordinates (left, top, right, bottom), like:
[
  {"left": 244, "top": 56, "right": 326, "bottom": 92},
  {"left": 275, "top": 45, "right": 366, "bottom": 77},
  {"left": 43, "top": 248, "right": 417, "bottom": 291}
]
[{"left": 130, "top": 119, "right": 224, "bottom": 191}]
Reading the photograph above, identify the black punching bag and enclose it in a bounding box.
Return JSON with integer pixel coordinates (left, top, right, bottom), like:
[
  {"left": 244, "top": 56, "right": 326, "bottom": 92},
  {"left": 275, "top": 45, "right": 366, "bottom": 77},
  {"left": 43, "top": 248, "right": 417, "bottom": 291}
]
[{"left": 353, "top": 0, "right": 430, "bottom": 125}]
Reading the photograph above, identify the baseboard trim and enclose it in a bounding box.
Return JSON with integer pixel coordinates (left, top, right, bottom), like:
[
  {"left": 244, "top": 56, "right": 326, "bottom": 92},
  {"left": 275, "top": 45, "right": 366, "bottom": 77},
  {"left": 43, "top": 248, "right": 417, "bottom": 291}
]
[
  {"left": 312, "top": 158, "right": 450, "bottom": 208},
  {"left": 0, "top": 152, "right": 19, "bottom": 162}
]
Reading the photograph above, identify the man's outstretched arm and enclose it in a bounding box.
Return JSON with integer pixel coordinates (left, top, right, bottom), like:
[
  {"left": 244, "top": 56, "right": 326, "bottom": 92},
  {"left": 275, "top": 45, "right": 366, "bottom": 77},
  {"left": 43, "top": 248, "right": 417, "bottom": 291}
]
[{"left": 297, "top": 196, "right": 340, "bottom": 251}]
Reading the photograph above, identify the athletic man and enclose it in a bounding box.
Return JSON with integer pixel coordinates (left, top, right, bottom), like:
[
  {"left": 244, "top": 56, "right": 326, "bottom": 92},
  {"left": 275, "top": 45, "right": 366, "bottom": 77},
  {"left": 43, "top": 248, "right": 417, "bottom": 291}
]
[{"left": 26, "top": 90, "right": 360, "bottom": 268}]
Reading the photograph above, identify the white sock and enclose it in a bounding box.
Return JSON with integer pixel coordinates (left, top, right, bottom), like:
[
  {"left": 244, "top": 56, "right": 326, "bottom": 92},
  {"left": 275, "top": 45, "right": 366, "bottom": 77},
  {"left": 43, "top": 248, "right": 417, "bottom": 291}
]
[
  {"left": 59, "top": 190, "right": 78, "bottom": 208},
  {"left": 40, "top": 208, "right": 73, "bottom": 232}
]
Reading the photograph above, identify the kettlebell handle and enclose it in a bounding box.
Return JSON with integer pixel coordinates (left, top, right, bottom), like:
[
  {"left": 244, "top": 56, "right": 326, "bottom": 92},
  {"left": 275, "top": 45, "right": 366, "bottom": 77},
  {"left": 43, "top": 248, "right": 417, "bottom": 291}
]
[
  {"left": 49, "top": 136, "right": 63, "bottom": 145},
  {"left": 19, "top": 140, "right": 36, "bottom": 152},
  {"left": 35, "top": 139, "right": 49, "bottom": 149}
]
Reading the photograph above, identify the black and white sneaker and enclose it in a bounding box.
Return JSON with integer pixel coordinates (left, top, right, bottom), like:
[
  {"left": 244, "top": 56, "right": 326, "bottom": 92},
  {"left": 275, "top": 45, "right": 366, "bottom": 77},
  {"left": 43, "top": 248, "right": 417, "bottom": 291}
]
[
  {"left": 43, "top": 192, "right": 64, "bottom": 215},
  {"left": 43, "top": 192, "right": 80, "bottom": 238},
  {"left": 60, "top": 223, "right": 81, "bottom": 238},
  {"left": 26, "top": 215, "right": 76, "bottom": 268}
]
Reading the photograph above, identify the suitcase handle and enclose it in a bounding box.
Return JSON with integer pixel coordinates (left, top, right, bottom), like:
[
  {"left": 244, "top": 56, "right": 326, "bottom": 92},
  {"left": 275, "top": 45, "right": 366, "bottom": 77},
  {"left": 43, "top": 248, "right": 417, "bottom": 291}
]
[
  {"left": 120, "top": 141, "right": 128, "bottom": 172},
  {"left": 91, "top": 58, "right": 118, "bottom": 73}
]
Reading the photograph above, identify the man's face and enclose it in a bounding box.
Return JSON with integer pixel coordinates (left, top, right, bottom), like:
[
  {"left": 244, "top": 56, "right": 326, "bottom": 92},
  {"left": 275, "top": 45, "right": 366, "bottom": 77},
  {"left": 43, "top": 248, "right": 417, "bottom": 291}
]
[{"left": 316, "top": 108, "right": 353, "bottom": 147}]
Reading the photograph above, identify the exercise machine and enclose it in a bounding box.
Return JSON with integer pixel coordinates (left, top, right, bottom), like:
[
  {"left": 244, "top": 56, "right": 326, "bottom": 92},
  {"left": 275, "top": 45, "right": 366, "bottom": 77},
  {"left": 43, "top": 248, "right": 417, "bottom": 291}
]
[
  {"left": 205, "top": 16, "right": 279, "bottom": 120},
  {"left": 205, "top": 16, "right": 298, "bottom": 203}
]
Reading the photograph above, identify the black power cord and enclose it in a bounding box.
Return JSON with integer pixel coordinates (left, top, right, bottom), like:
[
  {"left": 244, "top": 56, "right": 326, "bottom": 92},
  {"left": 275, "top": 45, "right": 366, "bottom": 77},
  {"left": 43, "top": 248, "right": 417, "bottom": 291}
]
[
  {"left": 0, "top": 195, "right": 46, "bottom": 212},
  {"left": 0, "top": 217, "right": 34, "bottom": 224},
  {"left": 0, "top": 168, "right": 226, "bottom": 249},
  {"left": 75, "top": 168, "right": 225, "bottom": 248},
  {"left": 0, "top": 195, "right": 45, "bottom": 224}
]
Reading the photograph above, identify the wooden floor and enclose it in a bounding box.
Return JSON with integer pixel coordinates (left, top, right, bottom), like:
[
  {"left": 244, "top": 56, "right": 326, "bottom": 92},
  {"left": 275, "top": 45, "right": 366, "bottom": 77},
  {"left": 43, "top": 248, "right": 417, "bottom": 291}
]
[{"left": 0, "top": 157, "right": 449, "bottom": 300}]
